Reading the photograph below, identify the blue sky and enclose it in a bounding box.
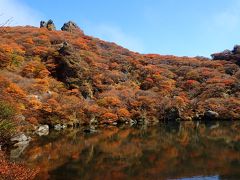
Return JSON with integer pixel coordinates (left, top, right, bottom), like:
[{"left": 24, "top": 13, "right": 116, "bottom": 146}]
[{"left": 1, "top": 0, "right": 240, "bottom": 57}]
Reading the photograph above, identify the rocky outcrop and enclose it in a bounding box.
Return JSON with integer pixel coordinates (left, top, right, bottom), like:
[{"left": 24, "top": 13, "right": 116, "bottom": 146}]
[
  {"left": 10, "top": 133, "right": 31, "bottom": 158},
  {"left": 61, "top": 21, "right": 83, "bottom": 33},
  {"left": 54, "top": 42, "right": 83, "bottom": 87},
  {"left": 46, "top": 20, "right": 56, "bottom": 31},
  {"left": 40, "top": 19, "right": 56, "bottom": 31},
  {"left": 40, "top": 21, "right": 47, "bottom": 28},
  {"left": 54, "top": 124, "right": 67, "bottom": 131},
  {"left": 203, "top": 110, "right": 219, "bottom": 120},
  {"left": 35, "top": 125, "right": 49, "bottom": 136},
  {"left": 51, "top": 42, "right": 94, "bottom": 98},
  {"left": 212, "top": 45, "right": 240, "bottom": 66},
  {"left": 11, "top": 133, "right": 31, "bottom": 143}
]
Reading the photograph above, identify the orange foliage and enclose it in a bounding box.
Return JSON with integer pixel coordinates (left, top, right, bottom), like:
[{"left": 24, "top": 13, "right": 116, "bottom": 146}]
[
  {"left": 102, "top": 112, "right": 118, "bottom": 123},
  {"left": 72, "top": 37, "right": 89, "bottom": 50},
  {"left": 32, "top": 46, "right": 50, "bottom": 55},
  {"left": 5, "top": 83, "right": 26, "bottom": 98},
  {"left": 98, "top": 96, "right": 121, "bottom": 107},
  {"left": 22, "top": 60, "right": 50, "bottom": 78},
  {"left": 42, "top": 98, "right": 61, "bottom": 113},
  {"left": 0, "top": 151, "right": 38, "bottom": 180},
  {"left": 117, "top": 108, "right": 130, "bottom": 118},
  {"left": 0, "top": 26, "right": 239, "bottom": 126},
  {"left": 0, "top": 51, "right": 11, "bottom": 68},
  {"left": 24, "top": 37, "right": 34, "bottom": 44}
]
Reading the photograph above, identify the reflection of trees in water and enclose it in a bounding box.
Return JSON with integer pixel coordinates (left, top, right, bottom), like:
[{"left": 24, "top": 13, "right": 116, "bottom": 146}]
[{"left": 14, "top": 122, "right": 240, "bottom": 180}]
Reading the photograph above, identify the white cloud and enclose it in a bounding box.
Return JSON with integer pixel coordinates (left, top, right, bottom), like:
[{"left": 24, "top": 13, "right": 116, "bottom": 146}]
[
  {"left": 0, "top": 0, "right": 43, "bottom": 27},
  {"left": 86, "top": 24, "right": 145, "bottom": 53}
]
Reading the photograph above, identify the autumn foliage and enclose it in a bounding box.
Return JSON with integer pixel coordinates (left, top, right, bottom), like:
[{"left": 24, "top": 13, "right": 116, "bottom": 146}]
[
  {"left": 0, "top": 151, "right": 38, "bottom": 180},
  {"left": 0, "top": 25, "right": 239, "bottom": 132}
]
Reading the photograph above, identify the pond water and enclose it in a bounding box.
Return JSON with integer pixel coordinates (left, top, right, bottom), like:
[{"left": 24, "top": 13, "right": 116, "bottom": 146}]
[{"left": 11, "top": 121, "right": 240, "bottom": 180}]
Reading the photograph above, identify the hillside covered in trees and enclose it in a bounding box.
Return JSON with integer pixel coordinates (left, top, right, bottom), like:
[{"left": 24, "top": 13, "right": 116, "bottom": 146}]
[{"left": 0, "top": 21, "right": 240, "bottom": 143}]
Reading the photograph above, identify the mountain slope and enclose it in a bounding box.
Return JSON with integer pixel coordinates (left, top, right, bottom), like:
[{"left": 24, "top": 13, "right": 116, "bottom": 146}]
[{"left": 0, "top": 25, "right": 240, "bottom": 135}]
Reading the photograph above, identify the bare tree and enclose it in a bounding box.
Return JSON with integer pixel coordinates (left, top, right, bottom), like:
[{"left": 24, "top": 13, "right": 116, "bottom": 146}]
[{"left": 0, "top": 14, "right": 13, "bottom": 32}]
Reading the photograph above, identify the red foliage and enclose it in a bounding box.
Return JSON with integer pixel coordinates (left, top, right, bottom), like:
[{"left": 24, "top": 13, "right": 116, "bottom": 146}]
[
  {"left": 0, "top": 151, "right": 38, "bottom": 180},
  {"left": 0, "top": 26, "right": 239, "bottom": 126}
]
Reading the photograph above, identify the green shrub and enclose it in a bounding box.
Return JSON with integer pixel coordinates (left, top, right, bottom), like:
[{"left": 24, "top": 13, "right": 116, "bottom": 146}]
[
  {"left": 0, "top": 120, "right": 15, "bottom": 137},
  {"left": 11, "top": 54, "right": 24, "bottom": 67},
  {"left": 48, "top": 114, "right": 61, "bottom": 124},
  {"left": 0, "top": 101, "right": 16, "bottom": 120},
  {"left": 0, "top": 101, "right": 16, "bottom": 143}
]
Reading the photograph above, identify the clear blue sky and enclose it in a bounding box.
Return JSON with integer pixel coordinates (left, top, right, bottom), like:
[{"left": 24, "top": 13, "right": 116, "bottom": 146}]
[{"left": 1, "top": 0, "right": 240, "bottom": 57}]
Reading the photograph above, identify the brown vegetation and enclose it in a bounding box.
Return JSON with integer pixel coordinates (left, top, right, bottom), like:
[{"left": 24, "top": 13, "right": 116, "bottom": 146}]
[
  {"left": 0, "top": 26, "right": 239, "bottom": 133},
  {"left": 0, "top": 151, "right": 38, "bottom": 180}
]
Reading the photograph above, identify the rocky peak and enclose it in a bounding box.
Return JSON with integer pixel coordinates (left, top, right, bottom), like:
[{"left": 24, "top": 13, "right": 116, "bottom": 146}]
[
  {"left": 40, "top": 21, "right": 47, "bottom": 28},
  {"left": 54, "top": 42, "right": 84, "bottom": 89},
  {"left": 61, "top": 21, "right": 83, "bottom": 33},
  {"left": 40, "top": 19, "right": 56, "bottom": 31}
]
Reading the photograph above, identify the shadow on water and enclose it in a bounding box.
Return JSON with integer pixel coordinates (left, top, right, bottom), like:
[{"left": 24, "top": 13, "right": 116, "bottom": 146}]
[{"left": 10, "top": 121, "right": 240, "bottom": 180}]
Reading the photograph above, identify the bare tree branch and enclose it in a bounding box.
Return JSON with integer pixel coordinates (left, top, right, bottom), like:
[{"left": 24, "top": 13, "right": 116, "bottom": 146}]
[
  {"left": 0, "top": 17, "right": 13, "bottom": 27},
  {"left": 0, "top": 14, "right": 13, "bottom": 32}
]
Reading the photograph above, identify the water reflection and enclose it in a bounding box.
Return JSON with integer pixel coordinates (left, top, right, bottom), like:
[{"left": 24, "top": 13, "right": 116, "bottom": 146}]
[{"left": 11, "top": 122, "right": 240, "bottom": 180}]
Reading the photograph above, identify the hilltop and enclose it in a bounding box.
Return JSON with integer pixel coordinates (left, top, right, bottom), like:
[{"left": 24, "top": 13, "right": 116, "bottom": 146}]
[{"left": 0, "top": 21, "right": 240, "bottom": 143}]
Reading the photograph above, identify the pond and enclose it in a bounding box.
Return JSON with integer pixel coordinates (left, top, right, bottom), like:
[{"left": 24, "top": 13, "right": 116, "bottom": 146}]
[{"left": 10, "top": 121, "right": 240, "bottom": 180}]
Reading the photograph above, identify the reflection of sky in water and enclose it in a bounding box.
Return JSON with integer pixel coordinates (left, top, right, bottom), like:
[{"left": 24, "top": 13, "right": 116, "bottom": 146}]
[{"left": 175, "top": 175, "right": 219, "bottom": 180}]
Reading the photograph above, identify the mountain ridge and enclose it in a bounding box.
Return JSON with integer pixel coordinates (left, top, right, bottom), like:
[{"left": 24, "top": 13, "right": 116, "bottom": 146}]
[{"left": 0, "top": 23, "right": 240, "bottom": 143}]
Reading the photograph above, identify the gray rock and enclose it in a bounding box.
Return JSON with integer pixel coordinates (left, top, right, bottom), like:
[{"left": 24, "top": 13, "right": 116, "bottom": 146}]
[
  {"left": 36, "top": 125, "right": 49, "bottom": 136},
  {"left": 46, "top": 19, "right": 56, "bottom": 31},
  {"left": 130, "top": 119, "right": 137, "bottom": 126},
  {"left": 40, "top": 21, "right": 47, "bottom": 28},
  {"left": 10, "top": 141, "right": 29, "bottom": 159},
  {"left": 11, "top": 133, "right": 31, "bottom": 142},
  {"left": 54, "top": 124, "right": 67, "bottom": 131},
  {"left": 10, "top": 133, "right": 31, "bottom": 158},
  {"left": 204, "top": 110, "right": 219, "bottom": 120},
  {"left": 61, "top": 21, "right": 83, "bottom": 33},
  {"left": 40, "top": 19, "right": 56, "bottom": 31},
  {"left": 54, "top": 124, "right": 62, "bottom": 131}
]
